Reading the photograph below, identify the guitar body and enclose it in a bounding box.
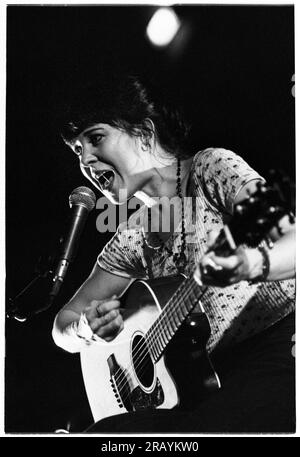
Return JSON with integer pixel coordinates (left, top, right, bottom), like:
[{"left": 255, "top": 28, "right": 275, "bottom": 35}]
[{"left": 80, "top": 276, "right": 220, "bottom": 423}]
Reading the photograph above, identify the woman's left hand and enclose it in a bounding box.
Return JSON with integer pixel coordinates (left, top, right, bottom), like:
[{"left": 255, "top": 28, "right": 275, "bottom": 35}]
[{"left": 194, "top": 231, "right": 264, "bottom": 287}]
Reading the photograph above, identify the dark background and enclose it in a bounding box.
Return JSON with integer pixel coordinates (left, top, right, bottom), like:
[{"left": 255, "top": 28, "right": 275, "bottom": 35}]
[{"left": 5, "top": 5, "right": 295, "bottom": 433}]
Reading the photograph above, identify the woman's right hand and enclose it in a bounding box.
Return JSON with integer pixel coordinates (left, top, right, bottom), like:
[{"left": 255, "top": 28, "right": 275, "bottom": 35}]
[{"left": 84, "top": 295, "right": 124, "bottom": 342}]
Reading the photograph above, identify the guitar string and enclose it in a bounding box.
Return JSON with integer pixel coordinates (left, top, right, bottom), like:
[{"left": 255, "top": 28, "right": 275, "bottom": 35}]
[
  {"left": 112, "top": 278, "right": 206, "bottom": 405},
  {"left": 110, "top": 277, "right": 197, "bottom": 400},
  {"left": 148, "top": 278, "right": 200, "bottom": 345},
  {"left": 109, "top": 276, "right": 196, "bottom": 392},
  {"left": 110, "top": 276, "right": 206, "bottom": 403},
  {"left": 145, "top": 283, "right": 195, "bottom": 358}
]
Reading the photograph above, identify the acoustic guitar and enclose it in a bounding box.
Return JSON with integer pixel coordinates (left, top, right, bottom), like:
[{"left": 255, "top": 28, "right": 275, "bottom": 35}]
[{"left": 80, "top": 175, "right": 294, "bottom": 423}]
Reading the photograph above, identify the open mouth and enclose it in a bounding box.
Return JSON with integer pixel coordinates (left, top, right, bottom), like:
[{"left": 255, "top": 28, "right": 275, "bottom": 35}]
[{"left": 94, "top": 170, "right": 115, "bottom": 191}]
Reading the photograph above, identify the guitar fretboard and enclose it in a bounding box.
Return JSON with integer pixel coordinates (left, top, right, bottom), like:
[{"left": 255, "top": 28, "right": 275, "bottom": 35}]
[{"left": 145, "top": 275, "right": 206, "bottom": 362}]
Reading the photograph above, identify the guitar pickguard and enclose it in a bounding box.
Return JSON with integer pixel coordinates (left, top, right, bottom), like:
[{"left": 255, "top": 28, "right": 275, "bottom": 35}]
[
  {"left": 108, "top": 332, "right": 165, "bottom": 411},
  {"left": 130, "top": 378, "right": 164, "bottom": 410}
]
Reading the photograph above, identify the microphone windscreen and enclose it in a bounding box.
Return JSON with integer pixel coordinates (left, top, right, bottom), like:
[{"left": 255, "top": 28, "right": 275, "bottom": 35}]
[{"left": 69, "top": 186, "right": 96, "bottom": 212}]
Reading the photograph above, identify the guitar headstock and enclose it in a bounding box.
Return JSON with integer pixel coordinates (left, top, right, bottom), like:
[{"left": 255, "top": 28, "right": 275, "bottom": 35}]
[{"left": 230, "top": 171, "right": 295, "bottom": 248}]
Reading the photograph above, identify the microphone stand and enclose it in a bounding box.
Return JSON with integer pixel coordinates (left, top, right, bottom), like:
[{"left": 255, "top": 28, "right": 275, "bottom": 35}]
[
  {"left": 6, "top": 253, "right": 57, "bottom": 322},
  {"left": 7, "top": 187, "right": 96, "bottom": 322}
]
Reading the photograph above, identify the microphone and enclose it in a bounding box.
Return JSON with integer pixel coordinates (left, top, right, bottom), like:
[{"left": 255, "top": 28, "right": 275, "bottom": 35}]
[
  {"left": 7, "top": 186, "right": 96, "bottom": 321},
  {"left": 47, "top": 186, "right": 96, "bottom": 305}
]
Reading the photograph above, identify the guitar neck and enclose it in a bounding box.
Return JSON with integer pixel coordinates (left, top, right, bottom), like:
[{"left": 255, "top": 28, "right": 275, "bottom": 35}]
[
  {"left": 143, "top": 225, "right": 231, "bottom": 362},
  {"left": 143, "top": 175, "right": 293, "bottom": 363},
  {"left": 145, "top": 275, "right": 207, "bottom": 362}
]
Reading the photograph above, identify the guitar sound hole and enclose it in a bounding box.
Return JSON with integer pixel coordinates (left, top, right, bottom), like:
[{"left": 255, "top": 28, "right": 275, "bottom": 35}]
[{"left": 132, "top": 334, "right": 155, "bottom": 390}]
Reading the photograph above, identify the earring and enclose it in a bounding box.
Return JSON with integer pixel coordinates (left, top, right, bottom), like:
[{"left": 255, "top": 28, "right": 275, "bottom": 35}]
[
  {"left": 141, "top": 142, "right": 149, "bottom": 152},
  {"left": 141, "top": 135, "right": 151, "bottom": 152}
]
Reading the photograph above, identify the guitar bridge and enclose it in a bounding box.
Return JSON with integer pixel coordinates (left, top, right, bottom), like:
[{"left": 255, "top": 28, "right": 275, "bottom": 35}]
[{"left": 107, "top": 354, "right": 133, "bottom": 411}]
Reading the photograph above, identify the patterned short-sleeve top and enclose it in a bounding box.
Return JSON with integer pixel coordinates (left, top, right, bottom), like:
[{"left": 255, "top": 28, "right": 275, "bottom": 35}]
[{"left": 97, "top": 148, "right": 295, "bottom": 353}]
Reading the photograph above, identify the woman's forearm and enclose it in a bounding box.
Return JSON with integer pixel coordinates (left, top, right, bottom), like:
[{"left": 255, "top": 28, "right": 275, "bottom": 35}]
[
  {"left": 52, "top": 309, "right": 83, "bottom": 353},
  {"left": 267, "top": 228, "right": 295, "bottom": 281}
]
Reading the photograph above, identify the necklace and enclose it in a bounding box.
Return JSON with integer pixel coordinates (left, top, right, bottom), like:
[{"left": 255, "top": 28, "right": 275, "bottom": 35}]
[{"left": 142, "top": 158, "right": 187, "bottom": 275}]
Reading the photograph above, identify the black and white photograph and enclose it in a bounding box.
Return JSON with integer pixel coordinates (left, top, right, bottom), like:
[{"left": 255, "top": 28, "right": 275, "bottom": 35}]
[{"left": 5, "top": 2, "right": 296, "bottom": 437}]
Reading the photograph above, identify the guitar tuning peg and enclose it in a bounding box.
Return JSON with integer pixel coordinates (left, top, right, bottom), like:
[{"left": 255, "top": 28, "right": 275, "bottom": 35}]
[
  {"left": 289, "top": 212, "right": 295, "bottom": 224},
  {"left": 235, "top": 204, "right": 244, "bottom": 214},
  {"left": 267, "top": 206, "right": 277, "bottom": 214},
  {"left": 248, "top": 196, "right": 258, "bottom": 204},
  {"left": 260, "top": 187, "right": 269, "bottom": 197},
  {"left": 256, "top": 181, "right": 267, "bottom": 191},
  {"left": 256, "top": 217, "right": 268, "bottom": 226}
]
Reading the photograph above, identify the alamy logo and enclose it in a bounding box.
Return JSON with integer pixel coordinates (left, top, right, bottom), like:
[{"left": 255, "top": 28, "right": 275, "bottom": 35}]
[{"left": 95, "top": 190, "right": 199, "bottom": 234}]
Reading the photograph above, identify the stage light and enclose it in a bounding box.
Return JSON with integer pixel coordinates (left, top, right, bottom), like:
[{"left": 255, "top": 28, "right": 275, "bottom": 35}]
[{"left": 146, "top": 7, "right": 181, "bottom": 47}]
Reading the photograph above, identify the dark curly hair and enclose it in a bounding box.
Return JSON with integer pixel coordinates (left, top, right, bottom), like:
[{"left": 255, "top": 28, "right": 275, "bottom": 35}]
[{"left": 60, "top": 74, "right": 193, "bottom": 159}]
